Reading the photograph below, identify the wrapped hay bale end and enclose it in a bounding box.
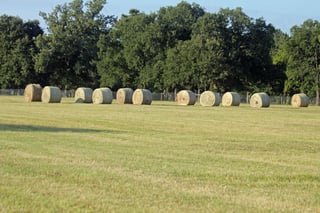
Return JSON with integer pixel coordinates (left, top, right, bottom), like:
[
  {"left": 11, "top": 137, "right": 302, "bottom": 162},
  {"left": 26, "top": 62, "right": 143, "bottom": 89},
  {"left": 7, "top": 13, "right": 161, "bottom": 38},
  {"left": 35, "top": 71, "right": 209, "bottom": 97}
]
[
  {"left": 221, "top": 92, "right": 240, "bottom": 106},
  {"left": 116, "top": 88, "right": 133, "bottom": 104},
  {"left": 200, "top": 91, "right": 221, "bottom": 107},
  {"left": 24, "top": 84, "right": 42, "bottom": 102},
  {"left": 176, "top": 90, "right": 196, "bottom": 106},
  {"left": 92, "top": 88, "right": 113, "bottom": 104},
  {"left": 250, "top": 92, "right": 270, "bottom": 108},
  {"left": 291, "top": 93, "right": 309, "bottom": 107},
  {"left": 132, "top": 89, "right": 152, "bottom": 105},
  {"left": 41, "top": 86, "right": 62, "bottom": 103},
  {"left": 75, "top": 87, "right": 93, "bottom": 103}
]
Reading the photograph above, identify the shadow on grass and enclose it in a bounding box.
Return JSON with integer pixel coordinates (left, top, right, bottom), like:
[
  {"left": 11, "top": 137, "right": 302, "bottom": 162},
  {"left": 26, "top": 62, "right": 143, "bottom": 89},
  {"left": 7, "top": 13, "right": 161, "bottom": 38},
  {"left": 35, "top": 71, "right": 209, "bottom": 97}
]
[{"left": 0, "top": 123, "right": 120, "bottom": 133}]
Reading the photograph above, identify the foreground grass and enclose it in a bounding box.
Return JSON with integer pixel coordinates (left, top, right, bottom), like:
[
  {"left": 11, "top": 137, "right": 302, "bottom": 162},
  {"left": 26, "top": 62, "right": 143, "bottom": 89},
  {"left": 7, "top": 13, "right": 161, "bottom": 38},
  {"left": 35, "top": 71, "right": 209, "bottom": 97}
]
[{"left": 0, "top": 96, "right": 319, "bottom": 212}]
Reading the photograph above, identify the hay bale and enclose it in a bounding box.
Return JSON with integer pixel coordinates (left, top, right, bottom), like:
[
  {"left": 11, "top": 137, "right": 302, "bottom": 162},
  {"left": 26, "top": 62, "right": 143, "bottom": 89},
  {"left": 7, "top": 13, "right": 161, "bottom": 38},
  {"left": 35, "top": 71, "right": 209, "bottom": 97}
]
[
  {"left": 24, "top": 84, "right": 42, "bottom": 102},
  {"left": 132, "top": 89, "right": 152, "bottom": 105},
  {"left": 221, "top": 92, "right": 241, "bottom": 106},
  {"left": 92, "top": 88, "right": 113, "bottom": 104},
  {"left": 75, "top": 87, "right": 93, "bottom": 103},
  {"left": 176, "top": 90, "right": 196, "bottom": 106},
  {"left": 250, "top": 92, "right": 270, "bottom": 108},
  {"left": 291, "top": 93, "right": 309, "bottom": 107},
  {"left": 200, "top": 91, "right": 221, "bottom": 107},
  {"left": 116, "top": 88, "right": 133, "bottom": 104},
  {"left": 41, "top": 86, "right": 62, "bottom": 103}
]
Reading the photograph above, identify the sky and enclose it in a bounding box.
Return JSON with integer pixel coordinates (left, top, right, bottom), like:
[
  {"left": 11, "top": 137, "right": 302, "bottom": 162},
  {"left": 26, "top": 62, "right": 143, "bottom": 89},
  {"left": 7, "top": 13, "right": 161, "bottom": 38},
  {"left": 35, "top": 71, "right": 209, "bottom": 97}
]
[{"left": 0, "top": 0, "right": 319, "bottom": 34}]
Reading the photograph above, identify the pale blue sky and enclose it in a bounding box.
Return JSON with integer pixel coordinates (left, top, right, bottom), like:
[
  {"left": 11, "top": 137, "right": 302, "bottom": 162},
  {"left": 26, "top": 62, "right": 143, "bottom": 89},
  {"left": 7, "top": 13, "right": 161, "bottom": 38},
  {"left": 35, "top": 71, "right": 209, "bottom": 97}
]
[{"left": 0, "top": 0, "right": 319, "bottom": 34}]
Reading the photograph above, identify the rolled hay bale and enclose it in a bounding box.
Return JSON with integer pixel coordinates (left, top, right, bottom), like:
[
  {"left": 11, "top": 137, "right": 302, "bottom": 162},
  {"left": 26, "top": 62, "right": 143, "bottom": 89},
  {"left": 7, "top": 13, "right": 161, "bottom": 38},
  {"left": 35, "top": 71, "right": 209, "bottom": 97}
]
[
  {"left": 132, "top": 89, "right": 152, "bottom": 105},
  {"left": 291, "top": 93, "right": 309, "bottom": 107},
  {"left": 250, "top": 92, "right": 270, "bottom": 108},
  {"left": 200, "top": 91, "right": 221, "bottom": 107},
  {"left": 41, "top": 86, "right": 62, "bottom": 103},
  {"left": 221, "top": 92, "right": 241, "bottom": 106},
  {"left": 116, "top": 88, "right": 133, "bottom": 104},
  {"left": 92, "top": 88, "right": 113, "bottom": 104},
  {"left": 24, "top": 84, "right": 42, "bottom": 102},
  {"left": 74, "top": 87, "right": 93, "bottom": 103},
  {"left": 176, "top": 90, "right": 196, "bottom": 106}
]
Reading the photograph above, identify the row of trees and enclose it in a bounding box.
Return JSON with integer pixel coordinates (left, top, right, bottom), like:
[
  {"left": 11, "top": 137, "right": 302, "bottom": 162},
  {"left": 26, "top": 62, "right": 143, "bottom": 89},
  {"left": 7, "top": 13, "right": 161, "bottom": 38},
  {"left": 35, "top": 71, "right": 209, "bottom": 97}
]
[
  {"left": 0, "top": 0, "right": 319, "bottom": 104},
  {"left": 97, "top": 4, "right": 283, "bottom": 94}
]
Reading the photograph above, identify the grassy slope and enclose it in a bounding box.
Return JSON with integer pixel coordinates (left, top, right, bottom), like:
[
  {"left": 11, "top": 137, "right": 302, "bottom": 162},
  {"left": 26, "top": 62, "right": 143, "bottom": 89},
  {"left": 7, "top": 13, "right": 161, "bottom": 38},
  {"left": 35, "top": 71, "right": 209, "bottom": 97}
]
[{"left": 0, "top": 96, "right": 319, "bottom": 212}]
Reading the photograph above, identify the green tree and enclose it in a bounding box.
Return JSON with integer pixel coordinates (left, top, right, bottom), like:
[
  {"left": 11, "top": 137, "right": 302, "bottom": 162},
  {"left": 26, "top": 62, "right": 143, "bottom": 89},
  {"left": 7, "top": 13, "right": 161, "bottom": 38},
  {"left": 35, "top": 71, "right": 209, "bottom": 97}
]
[
  {"left": 97, "top": 4, "right": 282, "bottom": 94},
  {"left": 164, "top": 8, "right": 280, "bottom": 94},
  {"left": 189, "top": 13, "right": 230, "bottom": 92},
  {"left": 97, "top": 10, "right": 155, "bottom": 90},
  {"left": 156, "top": 2, "right": 205, "bottom": 48},
  {"left": 285, "top": 19, "right": 320, "bottom": 105},
  {"left": 164, "top": 32, "right": 226, "bottom": 92},
  {"left": 164, "top": 40, "right": 193, "bottom": 91},
  {"left": 97, "top": 30, "right": 132, "bottom": 90},
  {"left": 217, "top": 8, "right": 278, "bottom": 93},
  {"left": 97, "top": 2, "right": 205, "bottom": 91},
  {"left": 0, "top": 15, "right": 43, "bottom": 88},
  {"left": 35, "top": 0, "right": 114, "bottom": 89},
  {"left": 270, "top": 29, "right": 289, "bottom": 94}
]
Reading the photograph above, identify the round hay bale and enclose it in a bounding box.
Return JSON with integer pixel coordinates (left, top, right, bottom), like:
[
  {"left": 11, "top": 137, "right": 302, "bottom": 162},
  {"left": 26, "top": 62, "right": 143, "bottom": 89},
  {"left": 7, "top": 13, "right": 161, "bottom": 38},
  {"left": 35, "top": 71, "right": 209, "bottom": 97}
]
[
  {"left": 176, "top": 90, "right": 196, "bottom": 106},
  {"left": 250, "top": 92, "right": 270, "bottom": 108},
  {"left": 116, "top": 88, "right": 133, "bottom": 104},
  {"left": 92, "top": 88, "right": 113, "bottom": 104},
  {"left": 24, "top": 84, "right": 42, "bottom": 102},
  {"left": 200, "top": 91, "right": 221, "bottom": 107},
  {"left": 221, "top": 92, "right": 240, "bottom": 106},
  {"left": 74, "top": 87, "right": 93, "bottom": 103},
  {"left": 291, "top": 93, "right": 309, "bottom": 107},
  {"left": 132, "top": 89, "right": 152, "bottom": 105},
  {"left": 41, "top": 86, "right": 62, "bottom": 103}
]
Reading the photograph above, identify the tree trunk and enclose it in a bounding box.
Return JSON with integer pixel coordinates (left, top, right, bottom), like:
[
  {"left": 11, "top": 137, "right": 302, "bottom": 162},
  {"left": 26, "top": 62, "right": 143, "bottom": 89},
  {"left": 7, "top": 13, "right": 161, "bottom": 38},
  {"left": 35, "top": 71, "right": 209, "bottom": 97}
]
[{"left": 316, "top": 89, "right": 320, "bottom": 106}]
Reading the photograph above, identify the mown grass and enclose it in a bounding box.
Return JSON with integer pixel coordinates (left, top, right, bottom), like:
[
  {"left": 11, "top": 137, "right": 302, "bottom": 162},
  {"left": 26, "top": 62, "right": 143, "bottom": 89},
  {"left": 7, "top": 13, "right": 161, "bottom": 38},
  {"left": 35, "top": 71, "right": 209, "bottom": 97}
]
[{"left": 0, "top": 96, "right": 319, "bottom": 212}]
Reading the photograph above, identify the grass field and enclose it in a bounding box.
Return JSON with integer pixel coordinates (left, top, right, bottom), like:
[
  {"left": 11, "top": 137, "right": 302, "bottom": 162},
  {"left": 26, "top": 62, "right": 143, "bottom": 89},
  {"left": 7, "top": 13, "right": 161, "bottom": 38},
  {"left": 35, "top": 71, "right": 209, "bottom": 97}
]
[{"left": 0, "top": 96, "right": 320, "bottom": 212}]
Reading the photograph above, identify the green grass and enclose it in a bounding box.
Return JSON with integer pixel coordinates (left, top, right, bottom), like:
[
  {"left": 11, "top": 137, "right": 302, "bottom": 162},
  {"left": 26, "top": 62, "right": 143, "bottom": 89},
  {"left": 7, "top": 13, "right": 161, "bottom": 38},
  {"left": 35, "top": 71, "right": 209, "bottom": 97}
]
[{"left": 0, "top": 96, "right": 320, "bottom": 212}]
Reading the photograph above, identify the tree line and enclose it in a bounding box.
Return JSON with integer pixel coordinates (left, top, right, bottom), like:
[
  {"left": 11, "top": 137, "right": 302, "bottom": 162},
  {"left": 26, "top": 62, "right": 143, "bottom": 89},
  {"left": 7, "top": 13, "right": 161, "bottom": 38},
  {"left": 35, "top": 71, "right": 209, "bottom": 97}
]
[{"left": 0, "top": 0, "right": 319, "bottom": 104}]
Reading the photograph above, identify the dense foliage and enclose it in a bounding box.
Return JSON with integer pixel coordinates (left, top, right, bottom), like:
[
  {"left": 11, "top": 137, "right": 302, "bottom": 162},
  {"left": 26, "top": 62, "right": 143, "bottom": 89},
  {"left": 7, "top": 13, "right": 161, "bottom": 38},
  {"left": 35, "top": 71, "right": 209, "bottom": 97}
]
[
  {"left": 97, "top": 4, "right": 280, "bottom": 94},
  {"left": 0, "top": 0, "right": 319, "bottom": 104},
  {"left": 35, "top": 0, "right": 115, "bottom": 89},
  {"left": 285, "top": 20, "right": 320, "bottom": 105},
  {"left": 0, "top": 15, "right": 43, "bottom": 88}
]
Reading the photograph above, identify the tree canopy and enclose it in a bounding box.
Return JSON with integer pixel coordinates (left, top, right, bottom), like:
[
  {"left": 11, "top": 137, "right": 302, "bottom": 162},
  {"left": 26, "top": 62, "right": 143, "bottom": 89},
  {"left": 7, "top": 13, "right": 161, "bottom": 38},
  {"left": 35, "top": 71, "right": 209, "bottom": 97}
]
[
  {"left": 285, "top": 20, "right": 320, "bottom": 105},
  {"left": 0, "top": 15, "right": 43, "bottom": 88},
  {"left": 97, "top": 5, "right": 283, "bottom": 94},
  {"left": 35, "top": 0, "right": 115, "bottom": 89},
  {"left": 0, "top": 0, "right": 319, "bottom": 103}
]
